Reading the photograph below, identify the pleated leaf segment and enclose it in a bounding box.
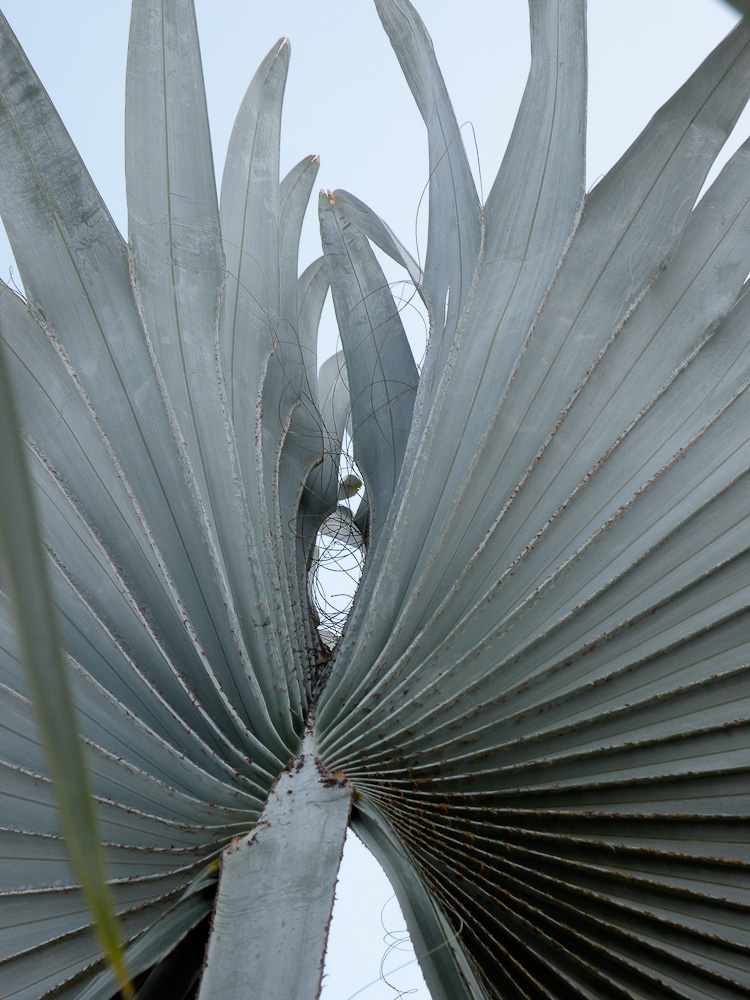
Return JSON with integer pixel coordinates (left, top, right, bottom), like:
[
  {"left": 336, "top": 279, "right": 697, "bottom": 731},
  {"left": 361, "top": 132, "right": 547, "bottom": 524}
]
[{"left": 1, "top": 1, "right": 750, "bottom": 998}]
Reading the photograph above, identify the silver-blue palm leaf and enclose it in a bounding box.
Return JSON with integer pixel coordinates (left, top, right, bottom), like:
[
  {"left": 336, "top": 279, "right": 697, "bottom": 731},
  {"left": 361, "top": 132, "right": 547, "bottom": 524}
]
[{"left": 1, "top": 2, "right": 750, "bottom": 998}]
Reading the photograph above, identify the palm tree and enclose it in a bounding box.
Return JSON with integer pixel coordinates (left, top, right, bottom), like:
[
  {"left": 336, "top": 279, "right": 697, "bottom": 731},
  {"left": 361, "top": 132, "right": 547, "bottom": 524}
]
[{"left": 1, "top": 1, "right": 750, "bottom": 997}]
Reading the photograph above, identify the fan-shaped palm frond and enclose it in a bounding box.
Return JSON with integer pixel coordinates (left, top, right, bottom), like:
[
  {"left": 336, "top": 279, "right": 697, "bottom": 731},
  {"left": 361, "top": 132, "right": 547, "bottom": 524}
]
[{"left": 1, "top": 1, "right": 750, "bottom": 998}]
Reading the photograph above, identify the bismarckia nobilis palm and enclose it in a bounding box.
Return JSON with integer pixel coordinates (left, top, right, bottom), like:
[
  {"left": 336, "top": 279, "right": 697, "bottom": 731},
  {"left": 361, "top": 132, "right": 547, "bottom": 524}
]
[{"left": 1, "top": 1, "right": 750, "bottom": 998}]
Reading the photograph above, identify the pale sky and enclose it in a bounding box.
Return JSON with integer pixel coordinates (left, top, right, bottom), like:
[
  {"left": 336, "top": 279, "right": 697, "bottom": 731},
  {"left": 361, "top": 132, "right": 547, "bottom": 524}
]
[{"left": 0, "top": 2, "right": 743, "bottom": 998}]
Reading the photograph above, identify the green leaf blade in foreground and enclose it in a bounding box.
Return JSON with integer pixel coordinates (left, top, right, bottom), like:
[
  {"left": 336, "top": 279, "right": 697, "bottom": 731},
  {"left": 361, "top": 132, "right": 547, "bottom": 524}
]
[
  {"left": 76, "top": 865, "right": 218, "bottom": 1000},
  {"left": 0, "top": 338, "right": 131, "bottom": 997}
]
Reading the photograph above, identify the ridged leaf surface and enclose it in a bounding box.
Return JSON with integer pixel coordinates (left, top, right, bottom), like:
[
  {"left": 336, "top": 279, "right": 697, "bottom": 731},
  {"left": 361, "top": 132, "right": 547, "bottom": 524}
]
[{"left": 1, "top": 2, "right": 750, "bottom": 998}]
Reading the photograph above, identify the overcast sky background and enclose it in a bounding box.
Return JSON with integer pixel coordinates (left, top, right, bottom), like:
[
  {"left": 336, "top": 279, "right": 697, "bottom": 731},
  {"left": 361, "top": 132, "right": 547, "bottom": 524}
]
[{"left": 0, "top": 2, "right": 744, "bottom": 998}]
